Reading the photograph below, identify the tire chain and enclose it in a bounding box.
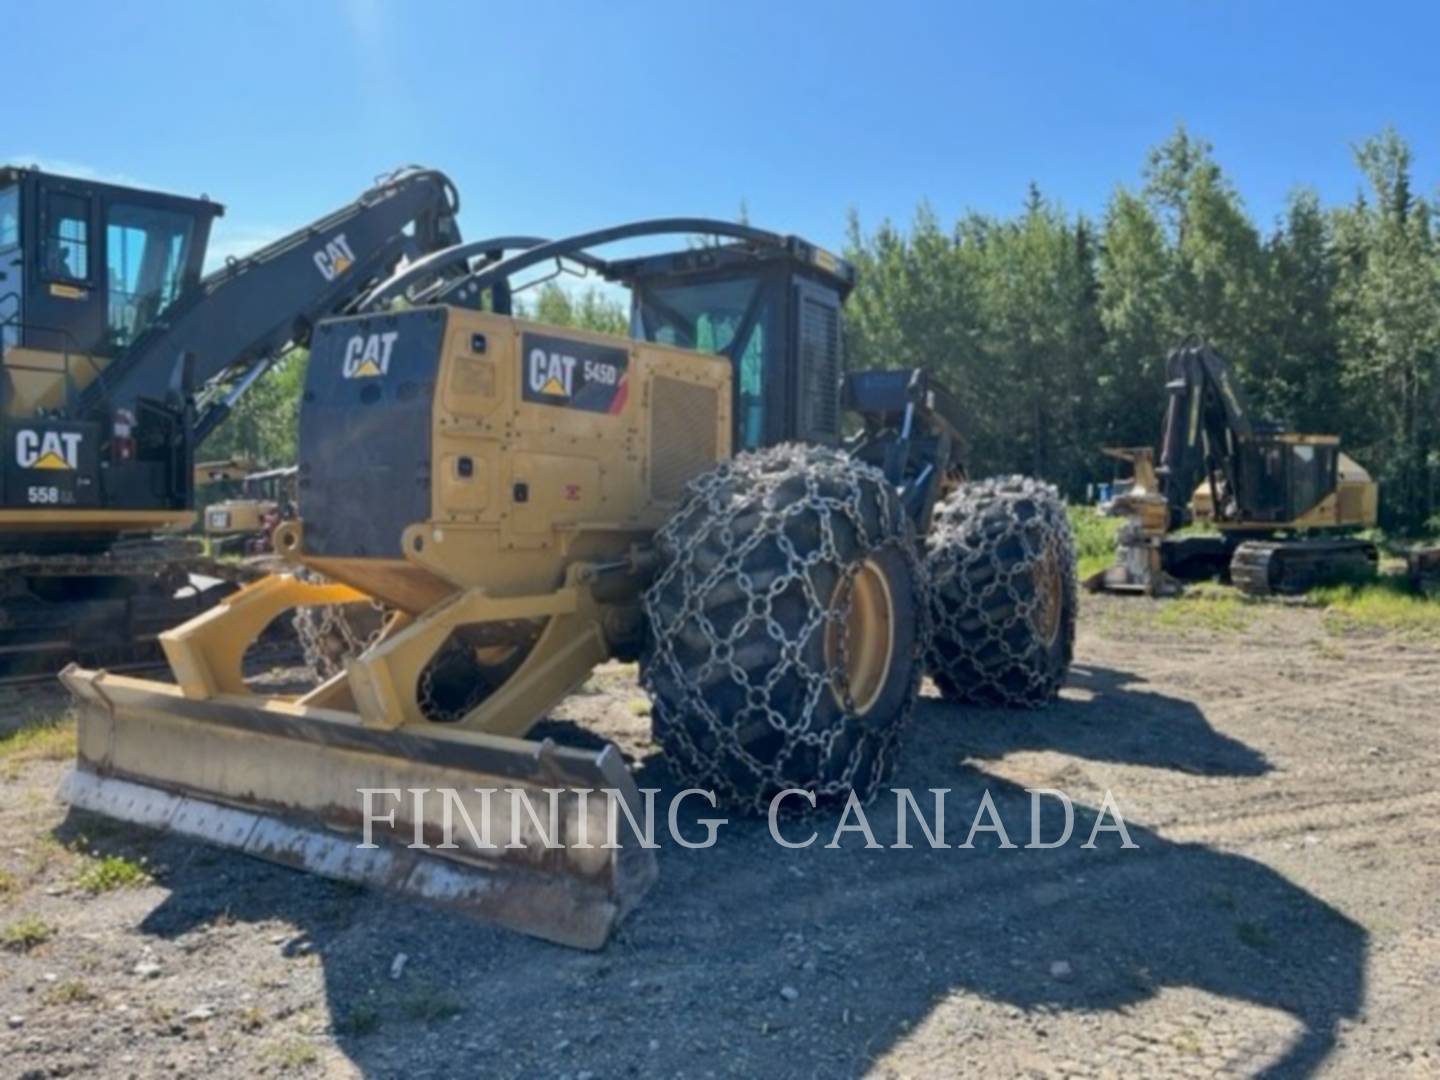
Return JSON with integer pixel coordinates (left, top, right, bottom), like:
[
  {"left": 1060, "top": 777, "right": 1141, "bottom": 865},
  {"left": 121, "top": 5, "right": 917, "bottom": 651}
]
[
  {"left": 925, "top": 475, "right": 1077, "bottom": 707},
  {"left": 642, "top": 443, "right": 929, "bottom": 813}
]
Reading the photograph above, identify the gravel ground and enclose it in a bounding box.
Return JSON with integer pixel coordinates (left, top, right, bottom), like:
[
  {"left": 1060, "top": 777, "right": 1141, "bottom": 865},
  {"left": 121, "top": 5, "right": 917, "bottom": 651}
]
[{"left": 1, "top": 593, "right": 1437, "bottom": 1078}]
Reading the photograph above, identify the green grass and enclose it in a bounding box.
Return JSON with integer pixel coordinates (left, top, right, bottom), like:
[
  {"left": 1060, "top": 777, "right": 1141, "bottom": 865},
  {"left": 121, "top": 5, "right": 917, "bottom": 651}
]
[
  {"left": 0, "top": 868, "right": 16, "bottom": 895},
  {"left": 266, "top": 1038, "right": 320, "bottom": 1070},
  {"left": 1311, "top": 573, "right": 1440, "bottom": 637},
  {"left": 398, "top": 982, "right": 464, "bottom": 1024},
  {"left": 74, "top": 854, "right": 151, "bottom": 894},
  {"left": 1171, "top": 1028, "right": 1204, "bottom": 1056},
  {"left": 1153, "top": 587, "right": 1257, "bottom": 634},
  {"left": 333, "top": 1002, "right": 382, "bottom": 1037},
  {"left": 1, "top": 915, "right": 54, "bottom": 952},
  {"left": 44, "top": 979, "right": 96, "bottom": 1006},
  {"left": 1068, "top": 504, "right": 1121, "bottom": 581},
  {"left": 0, "top": 715, "right": 76, "bottom": 779}
]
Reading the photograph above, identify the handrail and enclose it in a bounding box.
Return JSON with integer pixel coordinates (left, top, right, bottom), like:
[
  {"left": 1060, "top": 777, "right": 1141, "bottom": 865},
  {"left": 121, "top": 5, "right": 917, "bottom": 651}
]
[{"left": 0, "top": 290, "right": 18, "bottom": 353}]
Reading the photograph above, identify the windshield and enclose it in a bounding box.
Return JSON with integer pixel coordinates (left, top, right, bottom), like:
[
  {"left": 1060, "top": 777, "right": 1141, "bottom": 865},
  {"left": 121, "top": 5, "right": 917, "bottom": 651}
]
[
  {"left": 0, "top": 186, "right": 17, "bottom": 249},
  {"left": 634, "top": 276, "right": 773, "bottom": 449},
  {"left": 106, "top": 201, "right": 196, "bottom": 347}
]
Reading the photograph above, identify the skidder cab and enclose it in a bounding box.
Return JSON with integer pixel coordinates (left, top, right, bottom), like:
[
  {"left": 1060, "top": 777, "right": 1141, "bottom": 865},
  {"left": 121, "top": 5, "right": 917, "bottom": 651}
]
[{"left": 61, "top": 220, "right": 1077, "bottom": 948}]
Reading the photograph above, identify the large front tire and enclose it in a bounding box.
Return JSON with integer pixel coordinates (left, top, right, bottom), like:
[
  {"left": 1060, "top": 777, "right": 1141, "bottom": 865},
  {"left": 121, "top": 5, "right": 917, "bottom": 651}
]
[
  {"left": 641, "top": 445, "right": 928, "bottom": 814},
  {"left": 925, "top": 476, "right": 1076, "bottom": 707}
]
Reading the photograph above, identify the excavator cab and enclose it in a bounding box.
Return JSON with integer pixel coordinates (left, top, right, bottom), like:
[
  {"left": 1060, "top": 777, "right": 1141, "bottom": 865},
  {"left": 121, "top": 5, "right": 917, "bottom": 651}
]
[
  {"left": 0, "top": 167, "right": 223, "bottom": 534},
  {"left": 0, "top": 165, "right": 220, "bottom": 370}
]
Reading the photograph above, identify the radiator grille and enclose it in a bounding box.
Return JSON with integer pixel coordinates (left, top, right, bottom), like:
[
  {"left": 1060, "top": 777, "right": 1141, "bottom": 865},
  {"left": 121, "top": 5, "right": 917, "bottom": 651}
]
[
  {"left": 800, "top": 294, "right": 841, "bottom": 439},
  {"left": 650, "top": 376, "right": 719, "bottom": 502}
]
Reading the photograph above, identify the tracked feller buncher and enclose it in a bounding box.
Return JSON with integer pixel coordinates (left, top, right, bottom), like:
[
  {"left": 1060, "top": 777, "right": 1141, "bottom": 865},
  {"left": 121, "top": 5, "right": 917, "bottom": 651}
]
[
  {"left": 1088, "top": 342, "right": 1378, "bottom": 597},
  {"left": 60, "top": 221, "right": 1078, "bottom": 948},
  {"left": 0, "top": 163, "right": 470, "bottom": 682}
]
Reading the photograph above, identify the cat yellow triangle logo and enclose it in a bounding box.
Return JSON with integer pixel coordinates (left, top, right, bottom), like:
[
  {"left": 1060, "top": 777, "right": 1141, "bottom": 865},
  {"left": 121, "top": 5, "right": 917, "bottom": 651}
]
[
  {"left": 352, "top": 358, "right": 383, "bottom": 378},
  {"left": 539, "top": 375, "right": 567, "bottom": 396},
  {"left": 332, "top": 255, "right": 352, "bottom": 275},
  {"left": 33, "top": 451, "right": 72, "bottom": 470}
]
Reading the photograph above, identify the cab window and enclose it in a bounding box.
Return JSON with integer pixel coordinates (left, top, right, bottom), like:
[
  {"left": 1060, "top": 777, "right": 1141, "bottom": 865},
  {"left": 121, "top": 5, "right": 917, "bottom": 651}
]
[
  {"left": 44, "top": 192, "right": 90, "bottom": 281},
  {"left": 634, "top": 275, "right": 774, "bottom": 449},
  {"left": 106, "top": 202, "right": 195, "bottom": 346},
  {"left": 0, "top": 186, "right": 17, "bottom": 249}
]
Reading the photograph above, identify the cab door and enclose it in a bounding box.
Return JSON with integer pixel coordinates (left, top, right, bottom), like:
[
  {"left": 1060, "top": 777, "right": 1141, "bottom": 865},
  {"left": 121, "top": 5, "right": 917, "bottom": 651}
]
[{"left": 25, "top": 179, "right": 107, "bottom": 358}]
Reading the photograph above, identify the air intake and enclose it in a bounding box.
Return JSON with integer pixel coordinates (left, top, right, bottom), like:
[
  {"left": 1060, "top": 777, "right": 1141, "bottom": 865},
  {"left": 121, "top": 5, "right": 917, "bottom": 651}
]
[{"left": 649, "top": 376, "right": 719, "bottom": 501}]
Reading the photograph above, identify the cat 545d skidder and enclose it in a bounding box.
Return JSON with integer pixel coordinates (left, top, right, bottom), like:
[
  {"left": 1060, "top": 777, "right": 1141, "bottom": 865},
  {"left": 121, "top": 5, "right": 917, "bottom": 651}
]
[{"left": 60, "top": 220, "right": 1077, "bottom": 948}]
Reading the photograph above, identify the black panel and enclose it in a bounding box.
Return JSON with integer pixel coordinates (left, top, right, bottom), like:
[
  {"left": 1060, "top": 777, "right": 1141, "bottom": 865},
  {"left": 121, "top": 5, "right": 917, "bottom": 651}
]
[
  {"left": 298, "top": 308, "right": 444, "bottom": 558},
  {"left": 3, "top": 418, "right": 101, "bottom": 508},
  {"left": 520, "top": 331, "right": 629, "bottom": 413},
  {"left": 793, "top": 279, "right": 842, "bottom": 444}
]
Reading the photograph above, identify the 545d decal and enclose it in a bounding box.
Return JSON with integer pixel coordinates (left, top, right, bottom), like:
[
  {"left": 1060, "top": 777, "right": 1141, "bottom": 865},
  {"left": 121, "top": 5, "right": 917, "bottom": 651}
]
[{"left": 521, "top": 332, "right": 629, "bottom": 414}]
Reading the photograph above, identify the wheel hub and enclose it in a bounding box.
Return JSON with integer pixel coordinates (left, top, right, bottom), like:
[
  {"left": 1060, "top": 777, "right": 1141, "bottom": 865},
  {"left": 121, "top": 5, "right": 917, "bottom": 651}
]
[
  {"left": 1034, "top": 540, "right": 1065, "bottom": 646},
  {"left": 825, "top": 558, "right": 896, "bottom": 715}
]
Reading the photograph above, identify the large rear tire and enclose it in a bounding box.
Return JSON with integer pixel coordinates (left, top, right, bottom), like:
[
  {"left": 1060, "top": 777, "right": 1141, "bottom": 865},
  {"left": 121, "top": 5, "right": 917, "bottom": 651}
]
[
  {"left": 642, "top": 444, "right": 928, "bottom": 814},
  {"left": 925, "top": 476, "right": 1076, "bottom": 707}
]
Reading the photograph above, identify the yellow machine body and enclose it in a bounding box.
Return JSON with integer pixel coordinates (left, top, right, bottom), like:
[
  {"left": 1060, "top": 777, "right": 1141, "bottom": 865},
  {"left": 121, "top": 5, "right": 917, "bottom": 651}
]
[
  {"left": 1, "top": 345, "right": 109, "bottom": 418},
  {"left": 60, "top": 306, "right": 733, "bottom": 948},
  {"left": 284, "top": 307, "right": 733, "bottom": 613},
  {"left": 203, "top": 500, "right": 274, "bottom": 538}
]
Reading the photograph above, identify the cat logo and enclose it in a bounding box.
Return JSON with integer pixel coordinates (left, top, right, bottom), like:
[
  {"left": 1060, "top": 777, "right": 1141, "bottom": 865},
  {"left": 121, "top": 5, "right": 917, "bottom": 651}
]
[
  {"left": 16, "top": 429, "right": 82, "bottom": 470},
  {"left": 342, "top": 331, "right": 400, "bottom": 379},
  {"left": 529, "top": 347, "right": 576, "bottom": 398},
  {"left": 314, "top": 234, "right": 357, "bottom": 282}
]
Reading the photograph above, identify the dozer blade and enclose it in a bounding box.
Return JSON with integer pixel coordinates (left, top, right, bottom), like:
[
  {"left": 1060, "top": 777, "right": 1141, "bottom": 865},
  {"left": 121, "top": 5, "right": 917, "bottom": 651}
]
[{"left": 58, "top": 667, "right": 658, "bottom": 950}]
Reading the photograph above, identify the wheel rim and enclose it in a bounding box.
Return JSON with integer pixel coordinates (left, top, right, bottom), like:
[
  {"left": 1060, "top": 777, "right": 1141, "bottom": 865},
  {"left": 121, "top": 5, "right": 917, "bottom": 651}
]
[
  {"left": 1034, "top": 540, "right": 1065, "bottom": 647},
  {"left": 825, "top": 558, "right": 896, "bottom": 714}
]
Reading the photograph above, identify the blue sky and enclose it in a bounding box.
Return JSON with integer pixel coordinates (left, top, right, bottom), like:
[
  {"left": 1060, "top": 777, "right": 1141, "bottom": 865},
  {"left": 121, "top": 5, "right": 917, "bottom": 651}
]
[{"left": 8, "top": 1, "right": 1439, "bottom": 268}]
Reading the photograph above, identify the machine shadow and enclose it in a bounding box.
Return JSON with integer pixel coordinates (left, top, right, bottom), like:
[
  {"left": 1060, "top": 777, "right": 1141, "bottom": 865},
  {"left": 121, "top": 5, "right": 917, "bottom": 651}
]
[
  {"left": 71, "top": 688, "right": 1356, "bottom": 1079},
  {"left": 945, "top": 663, "right": 1273, "bottom": 778}
]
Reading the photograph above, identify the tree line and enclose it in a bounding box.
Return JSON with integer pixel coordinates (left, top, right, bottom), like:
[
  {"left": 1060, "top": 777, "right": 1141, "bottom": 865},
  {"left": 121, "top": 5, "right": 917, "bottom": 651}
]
[
  {"left": 844, "top": 126, "right": 1440, "bottom": 534},
  {"left": 207, "top": 126, "right": 1440, "bottom": 535}
]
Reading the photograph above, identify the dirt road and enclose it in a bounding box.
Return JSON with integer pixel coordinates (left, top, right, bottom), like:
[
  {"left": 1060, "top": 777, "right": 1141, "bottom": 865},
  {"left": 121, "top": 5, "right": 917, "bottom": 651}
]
[{"left": 1, "top": 595, "right": 1437, "bottom": 1078}]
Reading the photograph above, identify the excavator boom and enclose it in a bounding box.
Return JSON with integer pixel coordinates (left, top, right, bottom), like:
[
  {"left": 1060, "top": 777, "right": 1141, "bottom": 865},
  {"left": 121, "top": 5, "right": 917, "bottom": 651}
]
[{"left": 0, "top": 164, "right": 464, "bottom": 679}]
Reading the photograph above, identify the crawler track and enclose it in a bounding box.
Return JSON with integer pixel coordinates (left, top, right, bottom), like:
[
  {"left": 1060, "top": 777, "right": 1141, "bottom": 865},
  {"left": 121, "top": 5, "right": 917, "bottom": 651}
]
[
  {"left": 0, "top": 541, "right": 271, "bottom": 687},
  {"left": 1229, "top": 537, "right": 1378, "bottom": 595}
]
